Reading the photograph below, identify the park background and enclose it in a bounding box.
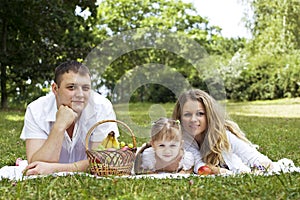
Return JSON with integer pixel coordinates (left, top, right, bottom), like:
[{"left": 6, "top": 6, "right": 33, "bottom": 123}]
[{"left": 0, "top": 0, "right": 299, "bottom": 199}]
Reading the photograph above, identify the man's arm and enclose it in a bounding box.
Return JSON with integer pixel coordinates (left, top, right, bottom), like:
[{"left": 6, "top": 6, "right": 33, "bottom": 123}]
[
  {"left": 25, "top": 159, "right": 90, "bottom": 175},
  {"left": 27, "top": 105, "right": 77, "bottom": 163},
  {"left": 26, "top": 139, "right": 46, "bottom": 163},
  {"left": 25, "top": 141, "right": 101, "bottom": 175},
  {"left": 26, "top": 124, "right": 64, "bottom": 163}
]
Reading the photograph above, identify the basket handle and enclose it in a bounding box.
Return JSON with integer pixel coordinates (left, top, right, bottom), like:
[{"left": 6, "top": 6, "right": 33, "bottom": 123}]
[{"left": 85, "top": 119, "right": 137, "bottom": 151}]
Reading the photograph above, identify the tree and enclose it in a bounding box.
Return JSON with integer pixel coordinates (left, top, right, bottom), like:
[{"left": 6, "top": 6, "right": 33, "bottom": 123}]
[
  {"left": 87, "top": 0, "right": 231, "bottom": 102},
  {"left": 243, "top": 0, "right": 300, "bottom": 55},
  {"left": 0, "top": 0, "right": 243, "bottom": 107},
  {"left": 223, "top": 0, "right": 300, "bottom": 100},
  {"left": 0, "top": 0, "right": 97, "bottom": 109}
]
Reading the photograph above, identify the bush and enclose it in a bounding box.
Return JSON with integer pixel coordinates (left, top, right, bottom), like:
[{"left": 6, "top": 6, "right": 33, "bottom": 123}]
[{"left": 223, "top": 51, "right": 300, "bottom": 101}]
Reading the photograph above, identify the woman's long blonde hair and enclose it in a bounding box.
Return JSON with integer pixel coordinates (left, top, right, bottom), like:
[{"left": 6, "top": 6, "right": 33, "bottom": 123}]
[{"left": 172, "top": 89, "right": 251, "bottom": 166}]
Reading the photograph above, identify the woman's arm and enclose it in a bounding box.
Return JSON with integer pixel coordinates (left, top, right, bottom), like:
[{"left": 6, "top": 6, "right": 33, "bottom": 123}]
[{"left": 227, "top": 131, "right": 273, "bottom": 169}]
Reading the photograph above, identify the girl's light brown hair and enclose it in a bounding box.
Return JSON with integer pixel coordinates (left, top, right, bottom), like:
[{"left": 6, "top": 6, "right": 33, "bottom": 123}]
[
  {"left": 134, "top": 117, "right": 182, "bottom": 174},
  {"left": 151, "top": 117, "right": 182, "bottom": 142}
]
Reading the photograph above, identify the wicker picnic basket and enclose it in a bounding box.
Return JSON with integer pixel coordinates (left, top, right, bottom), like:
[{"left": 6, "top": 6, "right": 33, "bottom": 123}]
[{"left": 85, "top": 119, "right": 137, "bottom": 176}]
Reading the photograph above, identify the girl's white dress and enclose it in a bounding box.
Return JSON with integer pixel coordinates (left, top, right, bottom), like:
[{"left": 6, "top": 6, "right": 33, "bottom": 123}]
[{"left": 140, "top": 147, "right": 194, "bottom": 172}]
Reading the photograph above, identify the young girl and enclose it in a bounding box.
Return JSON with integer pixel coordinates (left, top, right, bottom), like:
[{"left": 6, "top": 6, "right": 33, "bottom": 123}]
[
  {"left": 134, "top": 118, "right": 194, "bottom": 174},
  {"left": 172, "top": 89, "right": 273, "bottom": 175}
]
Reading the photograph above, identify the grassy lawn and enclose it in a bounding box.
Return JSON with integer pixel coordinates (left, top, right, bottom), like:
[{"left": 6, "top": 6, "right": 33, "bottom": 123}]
[{"left": 0, "top": 99, "right": 299, "bottom": 199}]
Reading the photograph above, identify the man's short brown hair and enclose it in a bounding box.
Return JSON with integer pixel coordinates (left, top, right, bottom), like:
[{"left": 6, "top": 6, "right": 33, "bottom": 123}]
[{"left": 54, "top": 60, "right": 91, "bottom": 86}]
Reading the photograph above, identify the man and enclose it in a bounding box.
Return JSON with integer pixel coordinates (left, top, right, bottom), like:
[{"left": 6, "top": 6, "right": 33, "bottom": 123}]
[{"left": 20, "top": 60, "right": 118, "bottom": 175}]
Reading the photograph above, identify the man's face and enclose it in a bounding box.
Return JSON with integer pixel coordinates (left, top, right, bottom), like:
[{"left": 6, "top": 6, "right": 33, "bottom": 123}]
[{"left": 53, "top": 71, "right": 91, "bottom": 115}]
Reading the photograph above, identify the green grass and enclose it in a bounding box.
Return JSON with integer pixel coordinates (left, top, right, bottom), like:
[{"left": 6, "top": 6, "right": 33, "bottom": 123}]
[
  {"left": 226, "top": 97, "right": 300, "bottom": 118},
  {"left": 0, "top": 99, "right": 299, "bottom": 200},
  {"left": 0, "top": 110, "right": 25, "bottom": 166}
]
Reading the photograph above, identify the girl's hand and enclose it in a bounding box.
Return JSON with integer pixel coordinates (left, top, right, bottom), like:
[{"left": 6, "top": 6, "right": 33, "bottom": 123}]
[
  {"left": 219, "top": 168, "right": 234, "bottom": 175},
  {"left": 178, "top": 168, "right": 193, "bottom": 174}
]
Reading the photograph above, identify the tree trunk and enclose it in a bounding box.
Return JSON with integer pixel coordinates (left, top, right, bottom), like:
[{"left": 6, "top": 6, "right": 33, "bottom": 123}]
[{"left": 1, "top": 19, "right": 8, "bottom": 109}]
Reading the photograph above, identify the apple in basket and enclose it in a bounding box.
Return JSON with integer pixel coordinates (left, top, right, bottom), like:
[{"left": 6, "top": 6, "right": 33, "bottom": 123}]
[
  {"left": 96, "top": 144, "right": 106, "bottom": 151},
  {"left": 94, "top": 157, "right": 101, "bottom": 164},
  {"left": 121, "top": 146, "right": 129, "bottom": 151},
  {"left": 121, "top": 143, "right": 134, "bottom": 151},
  {"left": 106, "top": 148, "right": 117, "bottom": 151},
  {"left": 120, "top": 141, "right": 126, "bottom": 148}
]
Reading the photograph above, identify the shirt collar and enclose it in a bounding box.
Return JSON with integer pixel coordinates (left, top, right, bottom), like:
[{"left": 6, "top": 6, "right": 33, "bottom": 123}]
[
  {"left": 46, "top": 93, "right": 58, "bottom": 122},
  {"left": 81, "top": 92, "right": 97, "bottom": 122},
  {"left": 44, "top": 92, "right": 96, "bottom": 123}
]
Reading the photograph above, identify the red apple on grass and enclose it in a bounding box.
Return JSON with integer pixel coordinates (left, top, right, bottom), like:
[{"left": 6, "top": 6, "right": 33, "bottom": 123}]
[{"left": 198, "top": 165, "right": 214, "bottom": 175}]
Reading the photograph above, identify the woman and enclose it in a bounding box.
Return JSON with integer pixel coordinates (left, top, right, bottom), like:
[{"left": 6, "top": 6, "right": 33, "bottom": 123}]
[{"left": 172, "top": 89, "right": 273, "bottom": 174}]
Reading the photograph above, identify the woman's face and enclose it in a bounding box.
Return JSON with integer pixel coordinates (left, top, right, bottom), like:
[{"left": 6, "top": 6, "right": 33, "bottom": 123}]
[{"left": 180, "top": 99, "right": 207, "bottom": 137}]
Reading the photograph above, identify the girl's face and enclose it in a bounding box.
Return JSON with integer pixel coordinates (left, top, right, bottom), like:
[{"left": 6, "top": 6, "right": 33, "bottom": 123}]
[
  {"left": 181, "top": 99, "right": 207, "bottom": 137},
  {"left": 152, "top": 139, "right": 182, "bottom": 162},
  {"left": 53, "top": 71, "right": 91, "bottom": 115}
]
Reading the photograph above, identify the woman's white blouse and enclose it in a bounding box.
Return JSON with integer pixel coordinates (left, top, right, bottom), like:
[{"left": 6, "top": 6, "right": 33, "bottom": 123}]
[
  {"left": 183, "top": 131, "right": 272, "bottom": 173},
  {"left": 140, "top": 147, "right": 194, "bottom": 172}
]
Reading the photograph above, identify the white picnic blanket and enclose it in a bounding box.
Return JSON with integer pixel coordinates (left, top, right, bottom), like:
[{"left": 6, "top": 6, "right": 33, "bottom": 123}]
[
  {"left": 1, "top": 158, "right": 299, "bottom": 181},
  {"left": 0, "top": 160, "right": 28, "bottom": 181}
]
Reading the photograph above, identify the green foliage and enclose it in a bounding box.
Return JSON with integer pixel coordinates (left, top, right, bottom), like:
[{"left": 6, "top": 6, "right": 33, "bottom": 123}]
[
  {"left": 222, "top": 51, "right": 300, "bottom": 101},
  {"left": 94, "top": 0, "right": 209, "bottom": 35},
  {"left": 246, "top": 0, "right": 300, "bottom": 55},
  {"left": 0, "top": 0, "right": 243, "bottom": 107},
  {"left": 89, "top": 0, "right": 235, "bottom": 102},
  {"left": 224, "top": 0, "right": 300, "bottom": 101},
  {"left": 0, "top": 100, "right": 300, "bottom": 199},
  {"left": 3, "top": 0, "right": 300, "bottom": 106},
  {"left": 0, "top": 0, "right": 97, "bottom": 109}
]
